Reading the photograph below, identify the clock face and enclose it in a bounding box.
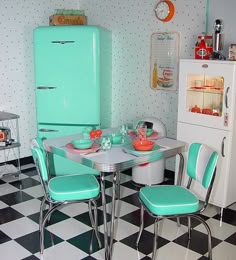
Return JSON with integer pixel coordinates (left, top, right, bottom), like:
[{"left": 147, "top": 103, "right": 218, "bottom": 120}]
[
  {"left": 155, "top": 1, "right": 175, "bottom": 22},
  {"left": 156, "top": 2, "right": 169, "bottom": 20}
]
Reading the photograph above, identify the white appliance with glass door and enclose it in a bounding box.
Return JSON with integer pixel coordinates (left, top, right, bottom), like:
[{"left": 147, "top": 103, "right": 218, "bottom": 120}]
[{"left": 176, "top": 59, "right": 236, "bottom": 209}]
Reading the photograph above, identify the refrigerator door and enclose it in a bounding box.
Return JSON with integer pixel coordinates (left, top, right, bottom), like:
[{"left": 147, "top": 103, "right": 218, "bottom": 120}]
[
  {"left": 178, "top": 60, "right": 236, "bottom": 131},
  {"left": 34, "top": 26, "right": 100, "bottom": 125},
  {"left": 38, "top": 124, "right": 99, "bottom": 176}
]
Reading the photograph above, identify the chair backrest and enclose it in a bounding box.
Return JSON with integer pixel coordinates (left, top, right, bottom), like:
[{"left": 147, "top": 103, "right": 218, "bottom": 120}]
[
  {"left": 187, "top": 143, "right": 218, "bottom": 189},
  {"left": 31, "top": 145, "right": 49, "bottom": 182}
]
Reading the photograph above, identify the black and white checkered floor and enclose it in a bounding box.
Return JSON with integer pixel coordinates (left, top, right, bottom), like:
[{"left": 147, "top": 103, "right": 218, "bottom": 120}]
[{"left": 1, "top": 164, "right": 236, "bottom": 260}]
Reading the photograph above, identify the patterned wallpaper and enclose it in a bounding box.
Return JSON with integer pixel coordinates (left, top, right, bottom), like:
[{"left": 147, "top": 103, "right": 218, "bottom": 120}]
[
  {"left": 0, "top": 0, "right": 79, "bottom": 162},
  {"left": 0, "top": 0, "right": 206, "bottom": 164}
]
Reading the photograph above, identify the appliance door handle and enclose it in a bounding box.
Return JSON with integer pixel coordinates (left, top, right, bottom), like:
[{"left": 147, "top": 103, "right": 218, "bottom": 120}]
[
  {"left": 221, "top": 136, "right": 226, "bottom": 157},
  {"left": 51, "top": 40, "right": 75, "bottom": 44},
  {"left": 37, "top": 86, "right": 57, "bottom": 90},
  {"left": 39, "top": 129, "right": 59, "bottom": 132},
  {"left": 225, "top": 87, "right": 230, "bottom": 109}
]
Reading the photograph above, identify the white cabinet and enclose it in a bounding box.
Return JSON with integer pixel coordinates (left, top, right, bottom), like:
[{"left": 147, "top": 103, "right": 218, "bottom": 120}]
[
  {"left": 0, "top": 111, "right": 21, "bottom": 178},
  {"left": 177, "top": 59, "right": 236, "bottom": 208}
]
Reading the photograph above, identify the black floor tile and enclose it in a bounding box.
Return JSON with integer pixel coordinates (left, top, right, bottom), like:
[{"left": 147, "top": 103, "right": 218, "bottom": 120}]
[
  {"left": 67, "top": 230, "right": 105, "bottom": 254},
  {"left": 225, "top": 232, "right": 236, "bottom": 246},
  {"left": 120, "top": 192, "right": 140, "bottom": 207},
  {"left": 28, "top": 209, "right": 70, "bottom": 225},
  {"left": 22, "top": 255, "right": 40, "bottom": 260},
  {"left": 0, "top": 230, "right": 11, "bottom": 244},
  {"left": 0, "top": 191, "right": 34, "bottom": 206},
  {"left": 21, "top": 168, "right": 38, "bottom": 177},
  {"left": 9, "top": 177, "right": 40, "bottom": 189},
  {"left": 170, "top": 215, "right": 209, "bottom": 228},
  {"left": 74, "top": 208, "right": 111, "bottom": 227},
  {"left": 120, "top": 230, "right": 169, "bottom": 255},
  {"left": 0, "top": 207, "right": 24, "bottom": 224},
  {"left": 121, "top": 180, "right": 141, "bottom": 191},
  {"left": 96, "top": 194, "right": 112, "bottom": 207},
  {"left": 173, "top": 229, "right": 222, "bottom": 255},
  {"left": 15, "top": 230, "right": 63, "bottom": 254},
  {"left": 121, "top": 209, "right": 154, "bottom": 228},
  {"left": 213, "top": 208, "right": 236, "bottom": 226},
  {"left": 0, "top": 179, "right": 5, "bottom": 184}
]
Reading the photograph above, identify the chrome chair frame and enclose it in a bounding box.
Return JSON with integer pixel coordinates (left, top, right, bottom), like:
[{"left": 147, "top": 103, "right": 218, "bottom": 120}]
[
  {"left": 33, "top": 151, "right": 101, "bottom": 254},
  {"left": 136, "top": 147, "right": 217, "bottom": 260}
]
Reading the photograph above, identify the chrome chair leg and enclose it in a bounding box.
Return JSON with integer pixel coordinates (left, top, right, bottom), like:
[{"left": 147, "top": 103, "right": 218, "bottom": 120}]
[
  {"left": 136, "top": 204, "right": 144, "bottom": 246},
  {"left": 39, "top": 197, "right": 46, "bottom": 233},
  {"left": 191, "top": 215, "right": 212, "bottom": 260},
  {"left": 152, "top": 218, "right": 159, "bottom": 260},
  {"left": 116, "top": 171, "right": 121, "bottom": 200},
  {"left": 188, "top": 216, "right": 192, "bottom": 240},
  {"left": 88, "top": 200, "right": 102, "bottom": 249},
  {"left": 40, "top": 204, "right": 61, "bottom": 254}
]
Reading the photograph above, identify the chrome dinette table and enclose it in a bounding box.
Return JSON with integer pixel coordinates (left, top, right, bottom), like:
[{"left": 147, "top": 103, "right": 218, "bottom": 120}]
[{"left": 43, "top": 129, "right": 186, "bottom": 260}]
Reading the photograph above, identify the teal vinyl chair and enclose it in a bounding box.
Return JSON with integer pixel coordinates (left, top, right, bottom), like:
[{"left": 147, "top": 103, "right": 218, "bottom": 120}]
[
  {"left": 31, "top": 142, "right": 101, "bottom": 254},
  {"left": 32, "top": 137, "right": 100, "bottom": 176},
  {"left": 136, "top": 143, "right": 218, "bottom": 260}
]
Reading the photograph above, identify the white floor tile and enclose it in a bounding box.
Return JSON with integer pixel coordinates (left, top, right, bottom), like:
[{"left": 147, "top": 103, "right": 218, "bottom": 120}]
[
  {"left": 0, "top": 200, "right": 8, "bottom": 209},
  {"left": 201, "top": 204, "right": 220, "bottom": 217},
  {"left": 1, "top": 173, "right": 28, "bottom": 183},
  {"left": 99, "top": 218, "right": 139, "bottom": 241},
  {"left": 0, "top": 217, "right": 38, "bottom": 239},
  {"left": 0, "top": 183, "right": 18, "bottom": 196},
  {"left": 92, "top": 242, "right": 145, "bottom": 260},
  {"left": 150, "top": 241, "right": 201, "bottom": 260},
  {"left": 35, "top": 241, "right": 88, "bottom": 260},
  {"left": 105, "top": 185, "right": 136, "bottom": 198},
  {"left": 99, "top": 200, "right": 138, "bottom": 218},
  {"left": 23, "top": 184, "right": 44, "bottom": 198},
  {"left": 228, "top": 202, "right": 236, "bottom": 211},
  {"left": 212, "top": 241, "right": 236, "bottom": 260},
  {"left": 58, "top": 202, "right": 89, "bottom": 217},
  {"left": 12, "top": 198, "right": 42, "bottom": 216},
  {"left": 46, "top": 218, "right": 91, "bottom": 240},
  {"left": 0, "top": 240, "right": 31, "bottom": 260},
  {"left": 145, "top": 219, "right": 188, "bottom": 241},
  {"left": 194, "top": 217, "right": 236, "bottom": 240}
]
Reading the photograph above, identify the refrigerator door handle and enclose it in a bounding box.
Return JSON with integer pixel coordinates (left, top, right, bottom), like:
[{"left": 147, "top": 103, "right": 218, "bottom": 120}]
[
  {"left": 225, "top": 87, "right": 230, "bottom": 108},
  {"left": 221, "top": 136, "right": 226, "bottom": 157},
  {"left": 39, "top": 129, "right": 59, "bottom": 132},
  {"left": 37, "top": 86, "right": 57, "bottom": 90},
  {"left": 51, "top": 40, "right": 75, "bottom": 44}
]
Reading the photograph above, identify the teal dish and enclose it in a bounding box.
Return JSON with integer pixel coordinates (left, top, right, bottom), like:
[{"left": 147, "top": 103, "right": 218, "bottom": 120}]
[
  {"left": 111, "top": 133, "right": 123, "bottom": 144},
  {"left": 72, "top": 139, "right": 93, "bottom": 149}
]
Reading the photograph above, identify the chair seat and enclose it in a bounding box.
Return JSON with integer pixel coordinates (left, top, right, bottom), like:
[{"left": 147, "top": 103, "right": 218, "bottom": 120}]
[
  {"left": 48, "top": 174, "right": 100, "bottom": 201},
  {"left": 139, "top": 185, "right": 199, "bottom": 216}
]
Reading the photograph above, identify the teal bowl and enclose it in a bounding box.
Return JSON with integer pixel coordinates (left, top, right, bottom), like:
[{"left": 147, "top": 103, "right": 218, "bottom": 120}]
[
  {"left": 72, "top": 139, "right": 93, "bottom": 149},
  {"left": 111, "top": 133, "right": 123, "bottom": 144}
]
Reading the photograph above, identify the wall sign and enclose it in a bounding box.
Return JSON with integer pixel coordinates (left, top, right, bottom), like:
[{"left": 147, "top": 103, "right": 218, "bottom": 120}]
[{"left": 150, "top": 32, "right": 180, "bottom": 91}]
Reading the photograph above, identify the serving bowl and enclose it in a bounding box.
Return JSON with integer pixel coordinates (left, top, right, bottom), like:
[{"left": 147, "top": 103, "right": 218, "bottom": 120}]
[
  {"left": 72, "top": 139, "right": 93, "bottom": 149},
  {"left": 134, "top": 128, "right": 153, "bottom": 137},
  {"left": 132, "top": 140, "right": 155, "bottom": 151}
]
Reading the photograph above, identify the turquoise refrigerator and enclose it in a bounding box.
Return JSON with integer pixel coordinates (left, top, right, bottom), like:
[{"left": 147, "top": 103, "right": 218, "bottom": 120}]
[{"left": 33, "top": 25, "right": 111, "bottom": 175}]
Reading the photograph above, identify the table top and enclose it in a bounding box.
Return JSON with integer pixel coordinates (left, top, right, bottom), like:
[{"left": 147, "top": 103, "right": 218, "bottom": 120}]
[{"left": 43, "top": 129, "right": 186, "bottom": 172}]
